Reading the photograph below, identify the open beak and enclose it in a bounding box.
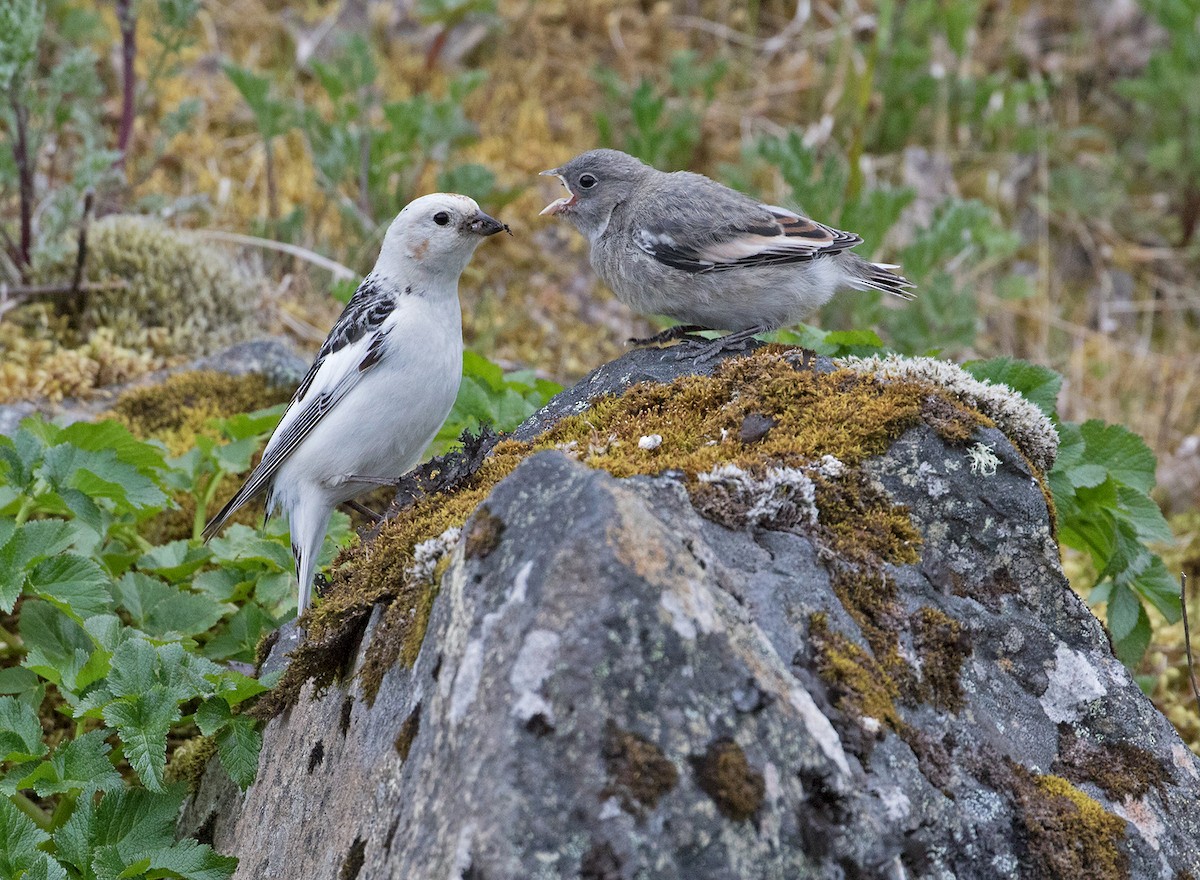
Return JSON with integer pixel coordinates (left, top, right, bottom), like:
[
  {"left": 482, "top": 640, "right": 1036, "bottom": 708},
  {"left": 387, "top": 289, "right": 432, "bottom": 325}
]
[
  {"left": 469, "top": 211, "right": 511, "bottom": 236},
  {"left": 539, "top": 169, "right": 576, "bottom": 216}
]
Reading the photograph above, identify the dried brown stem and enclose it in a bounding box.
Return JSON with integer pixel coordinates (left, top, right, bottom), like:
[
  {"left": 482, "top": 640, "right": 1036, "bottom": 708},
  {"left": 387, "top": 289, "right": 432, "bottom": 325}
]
[
  {"left": 69, "top": 189, "right": 95, "bottom": 298},
  {"left": 9, "top": 93, "right": 34, "bottom": 275},
  {"left": 1183, "top": 573, "right": 1200, "bottom": 716},
  {"left": 116, "top": 0, "right": 137, "bottom": 167}
]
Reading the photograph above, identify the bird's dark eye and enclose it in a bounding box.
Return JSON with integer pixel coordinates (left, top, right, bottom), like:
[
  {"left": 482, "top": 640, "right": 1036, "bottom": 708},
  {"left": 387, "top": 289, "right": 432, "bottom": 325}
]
[
  {"left": 578, "top": 173, "right": 597, "bottom": 189},
  {"left": 433, "top": 211, "right": 450, "bottom": 226}
]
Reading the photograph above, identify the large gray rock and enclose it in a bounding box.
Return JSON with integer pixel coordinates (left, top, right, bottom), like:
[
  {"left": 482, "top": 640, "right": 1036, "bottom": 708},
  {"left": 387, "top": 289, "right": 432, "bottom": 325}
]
[{"left": 183, "top": 345, "right": 1200, "bottom": 879}]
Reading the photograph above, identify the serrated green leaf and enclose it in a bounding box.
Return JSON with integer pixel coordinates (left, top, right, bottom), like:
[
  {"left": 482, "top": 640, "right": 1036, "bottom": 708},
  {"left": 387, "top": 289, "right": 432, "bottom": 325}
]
[
  {"left": 1114, "top": 603, "right": 1152, "bottom": 667},
  {"left": 19, "top": 730, "right": 123, "bottom": 796},
  {"left": 215, "top": 714, "right": 261, "bottom": 790},
  {"left": 144, "top": 837, "right": 238, "bottom": 880},
  {"left": 201, "top": 603, "right": 272, "bottom": 663},
  {"left": 213, "top": 669, "right": 269, "bottom": 706},
  {"left": 135, "top": 540, "right": 211, "bottom": 582},
  {"left": 1107, "top": 583, "right": 1140, "bottom": 642},
  {"left": 113, "top": 573, "right": 227, "bottom": 639},
  {"left": 102, "top": 692, "right": 180, "bottom": 791},
  {"left": 0, "top": 796, "right": 51, "bottom": 878},
  {"left": 0, "top": 519, "right": 81, "bottom": 612},
  {"left": 1079, "top": 420, "right": 1157, "bottom": 494},
  {"left": 0, "top": 666, "right": 39, "bottom": 695},
  {"left": 207, "top": 525, "right": 293, "bottom": 570},
  {"left": 56, "top": 421, "right": 169, "bottom": 478},
  {"left": 193, "top": 698, "right": 231, "bottom": 736},
  {"left": 41, "top": 445, "right": 168, "bottom": 515},
  {"left": 29, "top": 554, "right": 113, "bottom": 620},
  {"left": 1065, "top": 463, "right": 1109, "bottom": 490},
  {"left": 1131, "top": 557, "right": 1183, "bottom": 623},
  {"left": 20, "top": 600, "right": 97, "bottom": 693},
  {"left": 0, "top": 696, "right": 47, "bottom": 762},
  {"left": 1115, "top": 485, "right": 1174, "bottom": 545},
  {"left": 964, "top": 357, "right": 1062, "bottom": 418},
  {"left": 53, "top": 793, "right": 97, "bottom": 875}
]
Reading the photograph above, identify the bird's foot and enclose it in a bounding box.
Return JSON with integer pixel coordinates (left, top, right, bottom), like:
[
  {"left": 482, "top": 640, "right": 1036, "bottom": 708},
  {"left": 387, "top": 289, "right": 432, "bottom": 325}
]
[
  {"left": 341, "top": 498, "right": 383, "bottom": 523},
  {"left": 685, "top": 326, "right": 769, "bottom": 364},
  {"left": 342, "top": 474, "right": 402, "bottom": 487},
  {"left": 627, "top": 324, "right": 709, "bottom": 347}
]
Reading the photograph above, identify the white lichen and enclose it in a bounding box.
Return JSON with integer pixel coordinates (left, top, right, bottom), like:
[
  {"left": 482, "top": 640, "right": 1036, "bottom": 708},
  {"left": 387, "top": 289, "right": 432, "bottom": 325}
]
[
  {"left": 406, "top": 525, "right": 462, "bottom": 583},
  {"left": 967, "top": 441, "right": 1001, "bottom": 476},
  {"left": 834, "top": 354, "right": 1059, "bottom": 473},
  {"left": 697, "top": 462, "right": 818, "bottom": 528},
  {"left": 638, "top": 433, "right": 663, "bottom": 450}
]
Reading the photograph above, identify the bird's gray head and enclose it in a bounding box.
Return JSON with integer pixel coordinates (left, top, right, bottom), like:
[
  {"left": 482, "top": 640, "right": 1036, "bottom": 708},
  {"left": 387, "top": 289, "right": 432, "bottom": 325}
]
[
  {"left": 540, "top": 149, "right": 652, "bottom": 242},
  {"left": 376, "top": 193, "right": 509, "bottom": 282}
]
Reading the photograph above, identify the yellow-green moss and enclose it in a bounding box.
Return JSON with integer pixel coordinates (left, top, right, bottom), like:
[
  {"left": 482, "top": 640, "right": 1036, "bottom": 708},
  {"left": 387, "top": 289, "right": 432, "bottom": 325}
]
[
  {"left": 689, "top": 738, "right": 765, "bottom": 822},
  {"left": 165, "top": 735, "right": 217, "bottom": 791},
  {"left": 809, "top": 612, "right": 904, "bottom": 733},
  {"left": 913, "top": 607, "right": 971, "bottom": 712},
  {"left": 33, "top": 216, "right": 257, "bottom": 356},
  {"left": 1011, "top": 766, "right": 1129, "bottom": 880},
  {"left": 265, "top": 348, "right": 1000, "bottom": 715},
  {"left": 107, "top": 369, "right": 292, "bottom": 452},
  {"left": 603, "top": 722, "right": 680, "bottom": 814}
]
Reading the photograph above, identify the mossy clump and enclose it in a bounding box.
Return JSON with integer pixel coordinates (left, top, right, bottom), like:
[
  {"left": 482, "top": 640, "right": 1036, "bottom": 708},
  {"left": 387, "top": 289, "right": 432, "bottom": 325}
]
[
  {"left": 269, "top": 348, "right": 1002, "bottom": 715},
  {"left": 1053, "top": 726, "right": 1171, "bottom": 802},
  {"left": 108, "top": 369, "right": 292, "bottom": 452},
  {"left": 602, "top": 722, "right": 679, "bottom": 814},
  {"left": 34, "top": 216, "right": 258, "bottom": 356},
  {"left": 165, "top": 735, "right": 217, "bottom": 791},
  {"left": 913, "top": 607, "right": 971, "bottom": 712},
  {"left": 1008, "top": 762, "right": 1130, "bottom": 880},
  {"left": 690, "top": 738, "right": 765, "bottom": 822},
  {"left": 394, "top": 704, "right": 422, "bottom": 761},
  {"left": 0, "top": 318, "right": 171, "bottom": 404},
  {"left": 809, "top": 612, "right": 903, "bottom": 734}
]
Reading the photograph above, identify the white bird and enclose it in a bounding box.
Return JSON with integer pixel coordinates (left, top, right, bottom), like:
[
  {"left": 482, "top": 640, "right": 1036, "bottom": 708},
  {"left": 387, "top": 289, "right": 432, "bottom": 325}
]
[{"left": 203, "top": 193, "right": 509, "bottom": 615}]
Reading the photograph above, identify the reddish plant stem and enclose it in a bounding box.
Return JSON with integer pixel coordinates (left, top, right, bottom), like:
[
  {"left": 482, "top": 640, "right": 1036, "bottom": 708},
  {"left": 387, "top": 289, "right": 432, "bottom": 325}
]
[
  {"left": 115, "top": 0, "right": 137, "bottom": 167},
  {"left": 9, "top": 93, "right": 34, "bottom": 276}
]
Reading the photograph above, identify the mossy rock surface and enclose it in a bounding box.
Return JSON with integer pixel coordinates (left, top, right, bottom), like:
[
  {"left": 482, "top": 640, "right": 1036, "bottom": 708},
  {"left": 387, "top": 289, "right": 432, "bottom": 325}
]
[{"left": 187, "top": 344, "right": 1200, "bottom": 879}]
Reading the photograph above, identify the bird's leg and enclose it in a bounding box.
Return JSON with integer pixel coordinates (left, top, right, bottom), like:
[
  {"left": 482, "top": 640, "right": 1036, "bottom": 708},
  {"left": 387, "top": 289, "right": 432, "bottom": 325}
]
[
  {"left": 628, "top": 324, "right": 709, "bottom": 347},
  {"left": 341, "top": 474, "right": 402, "bottom": 487},
  {"left": 687, "top": 325, "right": 770, "bottom": 364},
  {"left": 340, "top": 499, "right": 383, "bottom": 523}
]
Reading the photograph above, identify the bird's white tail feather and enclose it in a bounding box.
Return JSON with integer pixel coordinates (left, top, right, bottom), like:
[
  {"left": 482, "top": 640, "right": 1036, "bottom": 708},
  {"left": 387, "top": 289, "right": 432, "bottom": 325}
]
[
  {"left": 289, "top": 500, "right": 332, "bottom": 616},
  {"left": 848, "top": 262, "right": 917, "bottom": 301}
]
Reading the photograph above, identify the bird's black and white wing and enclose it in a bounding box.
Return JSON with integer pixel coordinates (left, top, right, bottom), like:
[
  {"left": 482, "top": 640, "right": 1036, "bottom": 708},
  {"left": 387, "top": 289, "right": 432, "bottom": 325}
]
[
  {"left": 201, "top": 275, "right": 397, "bottom": 541},
  {"left": 633, "top": 203, "right": 862, "bottom": 275}
]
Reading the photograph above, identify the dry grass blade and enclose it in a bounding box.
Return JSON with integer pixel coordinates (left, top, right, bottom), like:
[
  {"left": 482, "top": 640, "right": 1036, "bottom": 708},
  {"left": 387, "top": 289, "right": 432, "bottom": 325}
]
[{"left": 195, "top": 230, "right": 357, "bottom": 281}]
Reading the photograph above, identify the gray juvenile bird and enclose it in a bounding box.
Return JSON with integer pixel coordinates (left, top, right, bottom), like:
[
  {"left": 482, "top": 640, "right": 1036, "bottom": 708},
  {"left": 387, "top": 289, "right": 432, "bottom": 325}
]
[
  {"left": 203, "top": 193, "right": 509, "bottom": 615},
  {"left": 540, "top": 149, "right": 914, "bottom": 349}
]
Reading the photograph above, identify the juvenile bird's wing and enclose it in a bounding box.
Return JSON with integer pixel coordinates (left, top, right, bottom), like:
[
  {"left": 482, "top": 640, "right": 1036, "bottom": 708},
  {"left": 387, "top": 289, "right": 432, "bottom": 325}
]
[
  {"left": 201, "top": 276, "right": 398, "bottom": 541},
  {"left": 631, "top": 173, "right": 861, "bottom": 274}
]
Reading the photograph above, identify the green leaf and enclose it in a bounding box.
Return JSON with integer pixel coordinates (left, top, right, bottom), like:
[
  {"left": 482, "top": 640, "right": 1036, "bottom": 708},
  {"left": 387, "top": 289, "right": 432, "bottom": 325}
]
[
  {"left": 213, "top": 670, "right": 269, "bottom": 707},
  {"left": 1115, "top": 485, "right": 1174, "bottom": 545},
  {"left": 215, "top": 714, "right": 261, "bottom": 790},
  {"left": 193, "top": 698, "right": 231, "bottom": 737},
  {"left": 1131, "top": 557, "right": 1183, "bottom": 623},
  {"left": 56, "top": 421, "right": 169, "bottom": 478},
  {"left": 0, "top": 796, "right": 52, "bottom": 880},
  {"left": 28, "top": 554, "right": 112, "bottom": 620},
  {"left": 19, "top": 730, "right": 123, "bottom": 796},
  {"left": 1078, "top": 420, "right": 1157, "bottom": 494},
  {"left": 964, "top": 357, "right": 1062, "bottom": 417},
  {"left": 102, "top": 691, "right": 180, "bottom": 791},
  {"left": 1113, "top": 603, "right": 1153, "bottom": 667},
  {"left": 0, "top": 519, "right": 81, "bottom": 612},
  {"left": 144, "top": 837, "right": 238, "bottom": 880},
  {"left": 1106, "top": 582, "right": 1140, "bottom": 642},
  {"left": 20, "top": 600, "right": 101, "bottom": 693},
  {"left": 113, "top": 573, "right": 227, "bottom": 639},
  {"left": 201, "top": 603, "right": 272, "bottom": 663},
  {"left": 0, "top": 696, "right": 47, "bottom": 762},
  {"left": 135, "top": 540, "right": 211, "bottom": 581},
  {"left": 0, "top": 666, "right": 39, "bottom": 696},
  {"left": 41, "top": 444, "right": 168, "bottom": 515}
]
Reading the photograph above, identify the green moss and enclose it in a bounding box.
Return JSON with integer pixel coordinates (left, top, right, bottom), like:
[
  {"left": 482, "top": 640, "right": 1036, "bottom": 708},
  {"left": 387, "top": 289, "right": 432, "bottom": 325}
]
[
  {"left": 463, "top": 505, "right": 505, "bottom": 560},
  {"left": 689, "top": 738, "right": 765, "bottom": 822},
  {"left": 262, "top": 348, "right": 1005, "bottom": 717},
  {"left": 394, "top": 703, "right": 421, "bottom": 761},
  {"left": 34, "top": 216, "right": 257, "bottom": 356},
  {"left": 602, "top": 722, "right": 679, "bottom": 814},
  {"left": 809, "top": 612, "right": 903, "bottom": 733},
  {"left": 913, "top": 607, "right": 971, "bottom": 712},
  {"left": 1008, "top": 765, "right": 1129, "bottom": 880},
  {"left": 165, "top": 735, "right": 217, "bottom": 791},
  {"left": 1054, "top": 726, "right": 1171, "bottom": 802}
]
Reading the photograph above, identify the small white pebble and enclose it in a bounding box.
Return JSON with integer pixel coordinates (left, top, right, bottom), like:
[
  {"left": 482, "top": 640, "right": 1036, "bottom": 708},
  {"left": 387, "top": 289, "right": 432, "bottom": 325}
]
[{"left": 638, "top": 434, "right": 663, "bottom": 450}]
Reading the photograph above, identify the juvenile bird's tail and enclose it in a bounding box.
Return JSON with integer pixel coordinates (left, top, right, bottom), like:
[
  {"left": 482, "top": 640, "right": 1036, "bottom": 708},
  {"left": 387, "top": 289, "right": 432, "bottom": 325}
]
[{"left": 847, "top": 259, "right": 917, "bottom": 302}]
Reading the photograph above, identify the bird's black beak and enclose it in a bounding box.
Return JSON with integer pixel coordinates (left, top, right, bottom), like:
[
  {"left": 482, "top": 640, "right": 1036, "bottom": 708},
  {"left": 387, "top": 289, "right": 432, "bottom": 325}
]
[{"left": 469, "top": 211, "right": 511, "bottom": 237}]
